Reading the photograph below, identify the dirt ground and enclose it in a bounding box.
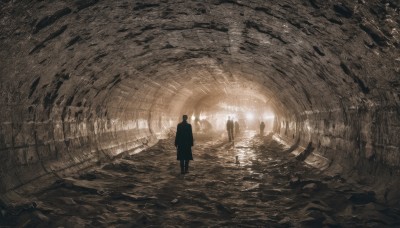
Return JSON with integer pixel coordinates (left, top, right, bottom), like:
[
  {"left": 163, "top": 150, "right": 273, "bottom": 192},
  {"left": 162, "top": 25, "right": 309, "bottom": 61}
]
[{"left": 1, "top": 131, "right": 400, "bottom": 227}]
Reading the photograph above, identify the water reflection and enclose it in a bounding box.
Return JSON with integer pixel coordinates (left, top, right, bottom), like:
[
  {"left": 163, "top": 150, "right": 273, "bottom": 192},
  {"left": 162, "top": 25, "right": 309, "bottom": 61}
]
[{"left": 232, "top": 130, "right": 258, "bottom": 167}]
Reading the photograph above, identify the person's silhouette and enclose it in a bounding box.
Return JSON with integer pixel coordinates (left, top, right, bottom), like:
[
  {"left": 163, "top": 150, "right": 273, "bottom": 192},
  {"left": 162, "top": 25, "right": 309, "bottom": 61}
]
[
  {"left": 234, "top": 121, "right": 240, "bottom": 136},
  {"left": 175, "top": 115, "right": 194, "bottom": 174},
  {"left": 260, "top": 121, "right": 265, "bottom": 136},
  {"left": 226, "top": 116, "right": 234, "bottom": 142}
]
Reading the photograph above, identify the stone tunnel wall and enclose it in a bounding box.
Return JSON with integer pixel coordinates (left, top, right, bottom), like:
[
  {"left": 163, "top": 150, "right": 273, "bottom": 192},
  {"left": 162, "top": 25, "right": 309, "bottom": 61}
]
[
  {"left": 0, "top": 80, "right": 176, "bottom": 193},
  {"left": 275, "top": 104, "right": 400, "bottom": 176},
  {"left": 0, "top": 0, "right": 399, "bottom": 196}
]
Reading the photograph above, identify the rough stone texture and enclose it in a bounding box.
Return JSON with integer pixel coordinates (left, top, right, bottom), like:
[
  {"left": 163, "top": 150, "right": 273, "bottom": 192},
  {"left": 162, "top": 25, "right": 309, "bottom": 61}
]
[{"left": 0, "top": 0, "right": 399, "bottom": 194}]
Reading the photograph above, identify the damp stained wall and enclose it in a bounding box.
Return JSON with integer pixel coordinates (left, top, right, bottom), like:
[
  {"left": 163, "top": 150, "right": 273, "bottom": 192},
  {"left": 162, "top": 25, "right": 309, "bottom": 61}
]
[{"left": 0, "top": 0, "right": 399, "bottom": 194}]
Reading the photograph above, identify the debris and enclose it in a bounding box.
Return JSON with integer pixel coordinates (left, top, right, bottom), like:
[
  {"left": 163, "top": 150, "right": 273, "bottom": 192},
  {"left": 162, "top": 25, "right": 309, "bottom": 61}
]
[
  {"left": 110, "top": 192, "right": 157, "bottom": 201},
  {"left": 79, "top": 172, "right": 97, "bottom": 181},
  {"left": 349, "top": 191, "right": 376, "bottom": 204},
  {"left": 289, "top": 176, "right": 300, "bottom": 187},
  {"left": 278, "top": 216, "right": 291, "bottom": 224},
  {"left": 300, "top": 215, "right": 324, "bottom": 227},
  {"left": 302, "top": 183, "right": 319, "bottom": 192},
  {"left": 216, "top": 203, "right": 233, "bottom": 215},
  {"left": 32, "top": 211, "right": 50, "bottom": 223},
  {"left": 302, "top": 202, "right": 332, "bottom": 213},
  {"left": 242, "top": 183, "right": 260, "bottom": 192}
]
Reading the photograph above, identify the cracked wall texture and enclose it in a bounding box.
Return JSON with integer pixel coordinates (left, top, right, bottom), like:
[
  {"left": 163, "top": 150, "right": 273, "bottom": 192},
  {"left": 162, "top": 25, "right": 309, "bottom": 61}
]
[{"left": 0, "top": 0, "right": 399, "bottom": 193}]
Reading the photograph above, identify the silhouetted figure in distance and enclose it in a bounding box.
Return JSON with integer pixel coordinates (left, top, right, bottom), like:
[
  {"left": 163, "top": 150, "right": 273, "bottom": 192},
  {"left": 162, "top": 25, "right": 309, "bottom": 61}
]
[
  {"left": 175, "top": 115, "right": 194, "bottom": 174},
  {"left": 260, "top": 121, "right": 265, "bottom": 136},
  {"left": 234, "top": 121, "right": 240, "bottom": 136},
  {"left": 194, "top": 117, "right": 201, "bottom": 133},
  {"left": 226, "top": 116, "right": 234, "bottom": 142}
]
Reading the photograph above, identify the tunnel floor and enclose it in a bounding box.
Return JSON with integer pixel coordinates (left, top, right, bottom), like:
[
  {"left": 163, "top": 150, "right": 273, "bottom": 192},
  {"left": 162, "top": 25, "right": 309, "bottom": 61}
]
[{"left": 2, "top": 131, "right": 400, "bottom": 227}]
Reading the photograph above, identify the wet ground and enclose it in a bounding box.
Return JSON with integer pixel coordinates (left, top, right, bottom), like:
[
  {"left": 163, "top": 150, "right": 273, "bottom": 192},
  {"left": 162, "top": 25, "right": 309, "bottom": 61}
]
[{"left": 1, "top": 131, "right": 400, "bottom": 227}]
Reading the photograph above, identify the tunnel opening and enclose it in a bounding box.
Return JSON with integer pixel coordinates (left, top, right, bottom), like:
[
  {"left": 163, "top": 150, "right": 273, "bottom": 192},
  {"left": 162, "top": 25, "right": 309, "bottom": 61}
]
[{"left": 182, "top": 87, "right": 276, "bottom": 138}]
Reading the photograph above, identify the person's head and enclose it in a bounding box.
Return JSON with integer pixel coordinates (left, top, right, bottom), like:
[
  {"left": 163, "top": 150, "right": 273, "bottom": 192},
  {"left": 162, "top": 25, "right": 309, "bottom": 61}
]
[
  {"left": 182, "top": 115, "right": 188, "bottom": 121},
  {"left": 228, "top": 116, "right": 231, "bottom": 120}
]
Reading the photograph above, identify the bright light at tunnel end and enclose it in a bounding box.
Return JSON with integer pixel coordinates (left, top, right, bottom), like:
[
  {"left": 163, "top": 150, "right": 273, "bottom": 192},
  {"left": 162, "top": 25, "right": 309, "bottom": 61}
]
[
  {"left": 263, "top": 113, "right": 275, "bottom": 120},
  {"left": 246, "top": 112, "right": 254, "bottom": 120}
]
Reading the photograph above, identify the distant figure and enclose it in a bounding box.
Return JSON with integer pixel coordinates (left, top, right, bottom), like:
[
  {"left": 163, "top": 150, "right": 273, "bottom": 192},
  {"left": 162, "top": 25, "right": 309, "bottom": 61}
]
[
  {"left": 234, "top": 121, "right": 240, "bottom": 136},
  {"left": 175, "top": 115, "right": 194, "bottom": 174},
  {"left": 226, "top": 117, "right": 234, "bottom": 142},
  {"left": 260, "top": 121, "right": 265, "bottom": 136},
  {"left": 194, "top": 117, "right": 201, "bottom": 133}
]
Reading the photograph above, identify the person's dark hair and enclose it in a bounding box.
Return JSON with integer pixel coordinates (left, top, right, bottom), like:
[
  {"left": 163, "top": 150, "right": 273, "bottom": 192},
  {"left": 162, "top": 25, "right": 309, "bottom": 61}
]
[{"left": 182, "top": 115, "right": 188, "bottom": 120}]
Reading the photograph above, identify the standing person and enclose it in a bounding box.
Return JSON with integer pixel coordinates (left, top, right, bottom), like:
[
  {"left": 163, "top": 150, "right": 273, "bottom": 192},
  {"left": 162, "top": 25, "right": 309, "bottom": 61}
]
[
  {"left": 260, "top": 121, "right": 265, "bottom": 136},
  {"left": 175, "top": 115, "right": 194, "bottom": 174},
  {"left": 234, "top": 120, "right": 240, "bottom": 136},
  {"left": 226, "top": 116, "right": 234, "bottom": 142}
]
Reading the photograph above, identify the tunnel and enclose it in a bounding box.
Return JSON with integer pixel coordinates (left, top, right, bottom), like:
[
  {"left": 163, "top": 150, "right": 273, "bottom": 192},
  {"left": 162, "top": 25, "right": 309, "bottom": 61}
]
[{"left": 0, "top": 0, "right": 399, "bottom": 227}]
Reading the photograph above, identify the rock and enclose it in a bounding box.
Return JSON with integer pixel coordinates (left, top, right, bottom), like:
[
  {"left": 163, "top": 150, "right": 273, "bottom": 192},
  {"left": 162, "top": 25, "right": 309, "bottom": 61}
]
[
  {"left": 307, "top": 210, "right": 325, "bottom": 220},
  {"left": 136, "top": 213, "right": 151, "bottom": 225},
  {"left": 242, "top": 183, "right": 260, "bottom": 192},
  {"left": 289, "top": 176, "right": 300, "bottom": 187},
  {"left": 301, "top": 193, "right": 311, "bottom": 198},
  {"left": 58, "top": 197, "right": 76, "bottom": 205},
  {"left": 216, "top": 203, "right": 233, "bottom": 215},
  {"left": 33, "top": 211, "right": 49, "bottom": 223},
  {"left": 105, "top": 205, "right": 117, "bottom": 212},
  {"left": 303, "top": 202, "right": 332, "bottom": 213},
  {"left": 263, "top": 188, "right": 285, "bottom": 195},
  {"left": 349, "top": 191, "right": 375, "bottom": 204},
  {"left": 302, "top": 183, "right": 319, "bottom": 192},
  {"left": 171, "top": 198, "right": 179, "bottom": 204},
  {"left": 79, "top": 172, "right": 97, "bottom": 180},
  {"left": 17, "top": 211, "right": 49, "bottom": 227},
  {"left": 78, "top": 204, "right": 97, "bottom": 216},
  {"left": 153, "top": 202, "right": 168, "bottom": 209},
  {"left": 323, "top": 213, "right": 339, "bottom": 227},
  {"left": 33, "top": 201, "right": 56, "bottom": 213},
  {"left": 59, "top": 177, "right": 103, "bottom": 194},
  {"left": 110, "top": 192, "right": 157, "bottom": 201},
  {"left": 278, "top": 216, "right": 291, "bottom": 225},
  {"left": 300, "top": 216, "right": 323, "bottom": 227}
]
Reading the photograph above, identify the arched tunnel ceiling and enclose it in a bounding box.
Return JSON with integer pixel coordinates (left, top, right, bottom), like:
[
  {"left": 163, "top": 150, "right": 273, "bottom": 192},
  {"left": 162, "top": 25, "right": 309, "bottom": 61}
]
[
  {"left": 0, "top": 0, "right": 399, "bottom": 121},
  {"left": 0, "top": 0, "right": 399, "bottom": 195}
]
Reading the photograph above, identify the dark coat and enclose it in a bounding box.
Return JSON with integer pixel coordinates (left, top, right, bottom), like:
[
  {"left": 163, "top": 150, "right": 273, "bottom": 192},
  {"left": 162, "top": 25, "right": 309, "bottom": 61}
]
[
  {"left": 175, "top": 121, "right": 194, "bottom": 160},
  {"left": 260, "top": 122, "right": 265, "bottom": 130},
  {"left": 226, "top": 120, "right": 234, "bottom": 131}
]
